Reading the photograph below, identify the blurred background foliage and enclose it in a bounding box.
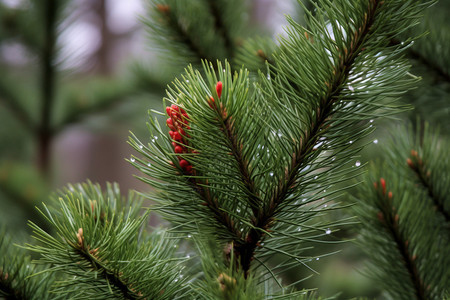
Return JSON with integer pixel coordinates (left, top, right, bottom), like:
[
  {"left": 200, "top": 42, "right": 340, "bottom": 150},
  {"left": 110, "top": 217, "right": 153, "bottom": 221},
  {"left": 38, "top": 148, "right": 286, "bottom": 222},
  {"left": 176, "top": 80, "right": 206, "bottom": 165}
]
[{"left": 0, "top": 0, "right": 448, "bottom": 299}]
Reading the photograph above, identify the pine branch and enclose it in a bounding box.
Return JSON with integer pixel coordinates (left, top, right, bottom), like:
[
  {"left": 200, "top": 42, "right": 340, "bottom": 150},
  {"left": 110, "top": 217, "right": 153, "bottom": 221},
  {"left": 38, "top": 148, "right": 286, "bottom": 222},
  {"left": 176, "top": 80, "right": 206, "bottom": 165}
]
[
  {"left": 373, "top": 179, "right": 425, "bottom": 300},
  {"left": 133, "top": 0, "right": 436, "bottom": 292},
  {"left": 37, "top": 0, "right": 58, "bottom": 175},
  {"left": 237, "top": 0, "right": 380, "bottom": 276},
  {"left": 26, "top": 182, "right": 190, "bottom": 299},
  {"left": 71, "top": 241, "right": 143, "bottom": 299},
  {"left": 391, "top": 38, "right": 450, "bottom": 83},
  {"left": 207, "top": 0, "right": 234, "bottom": 59},
  {"left": 0, "top": 232, "right": 55, "bottom": 300},
  {"left": 154, "top": 3, "right": 208, "bottom": 61},
  {"left": 353, "top": 122, "right": 449, "bottom": 299},
  {"left": 407, "top": 150, "right": 450, "bottom": 222}
]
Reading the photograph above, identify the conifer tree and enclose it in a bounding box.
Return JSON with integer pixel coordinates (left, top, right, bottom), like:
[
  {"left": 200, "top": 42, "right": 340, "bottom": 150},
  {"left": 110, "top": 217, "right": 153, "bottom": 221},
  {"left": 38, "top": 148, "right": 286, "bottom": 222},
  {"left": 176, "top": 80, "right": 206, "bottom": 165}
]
[{"left": 1, "top": 0, "right": 448, "bottom": 299}]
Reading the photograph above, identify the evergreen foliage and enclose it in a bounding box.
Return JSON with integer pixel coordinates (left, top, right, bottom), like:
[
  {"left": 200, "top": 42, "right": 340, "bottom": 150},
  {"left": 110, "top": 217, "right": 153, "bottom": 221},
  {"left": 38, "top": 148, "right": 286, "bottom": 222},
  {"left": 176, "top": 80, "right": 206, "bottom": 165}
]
[
  {"left": 353, "top": 122, "right": 449, "bottom": 299},
  {"left": 26, "top": 182, "right": 189, "bottom": 299},
  {"left": 0, "top": 0, "right": 447, "bottom": 299}
]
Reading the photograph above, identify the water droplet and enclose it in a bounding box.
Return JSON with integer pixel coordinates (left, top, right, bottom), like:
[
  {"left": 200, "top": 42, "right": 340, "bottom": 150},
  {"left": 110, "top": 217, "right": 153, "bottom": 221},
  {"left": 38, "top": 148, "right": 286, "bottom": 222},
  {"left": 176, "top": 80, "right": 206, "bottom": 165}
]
[
  {"left": 324, "top": 204, "right": 328, "bottom": 208},
  {"left": 237, "top": 208, "right": 241, "bottom": 213},
  {"left": 302, "top": 198, "right": 307, "bottom": 202},
  {"left": 373, "top": 139, "right": 378, "bottom": 144},
  {"left": 240, "top": 228, "right": 244, "bottom": 232},
  {"left": 297, "top": 227, "right": 302, "bottom": 231},
  {"left": 174, "top": 278, "right": 179, "bottom": 282},
  {"left": 269, "top": 172, "right": 274, "bottom": 176},
  {"left": 139, "top": 145, "right": 143, "bottom": 149},
  {"left": 147, "top": 163, "right": 151, "bottom": 167},
  {"left": 314, "top": 176, "right": 318, "bottom": 179},
  {"left": 316, "top": 257, "right": 320, "bottom": 261},
  {"left": 130, "top": 158, "right": 135, "bottom": 162},
  {"left": 369, "top": 119, "right": 374, "bottom": 123},
  {"left": 261, "top": 242, "right": 264, "bottom": 246},
  {"left": 187, "top": 234, "right": 192, "bottom": 238},
  {"left": 154, "top": 136, "right": 158, "bottom": 140},
  {"left": 186, "top": 80, "right": 189, "bottom": 83},
  {"left": 186, "top": 254, "right": 190, "bottom": 258},
  {"left": 267, "top": 73, "right": 271, "bottom": 80},
  {"left": 151, "top": 139, "right": 155, "bottom": 143},
  {"left": 355, "top": 161, "right": 361, "bottom": 167},
  {"left": 325, "top": 228, "right": 331, "bottom": 235},
  {"left": 174, "top": 245, "right": 178, "bottom": 248},
  {"left": 223, "top": 69, "right": 226, "bottom": 73},
  {"left": 331, "top": 157, "right": 336, "bottom": 161},
  {"left": 348, "top": 85, "right": 354, "bottom": 92},
  {"left": 401, "top": 41, "right": 404, "bottom": 45},
  {"left": 349, "top": 140, "right": 353, "bottom": 144}
]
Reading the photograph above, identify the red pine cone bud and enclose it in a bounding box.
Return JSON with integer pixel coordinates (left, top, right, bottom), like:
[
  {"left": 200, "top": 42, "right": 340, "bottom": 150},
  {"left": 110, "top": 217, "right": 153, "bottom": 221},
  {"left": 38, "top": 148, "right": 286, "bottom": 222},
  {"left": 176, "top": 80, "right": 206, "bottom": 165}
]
[
  {"left": 380, "top": 178, "right": 386, "bottom": 195},
  {"left": 216, "top": 81, "right": 223, "bottom": 98},
  {"left": 174, "top": 145, "right": 183, "bottom": 153},
  {"left": 185, "top": 165, "right": 192, "bottom": 173},
  {"left": 172, "top": 131, "right": 182, "bottom": 141},
  {"left": 171, "top": 104, "right": 180, "bottom": 112},
  {"left": 166, "top": 118, "right": 175, "bottom": 130},
  {"left": 179, "top": 160, "right": 189, "bottom": 168},
  {"left": 208, "top": 96, "right": 215, "bottom": 109},
  {"left": 166, "top": 106, "right": 171, "bottom": 116}
]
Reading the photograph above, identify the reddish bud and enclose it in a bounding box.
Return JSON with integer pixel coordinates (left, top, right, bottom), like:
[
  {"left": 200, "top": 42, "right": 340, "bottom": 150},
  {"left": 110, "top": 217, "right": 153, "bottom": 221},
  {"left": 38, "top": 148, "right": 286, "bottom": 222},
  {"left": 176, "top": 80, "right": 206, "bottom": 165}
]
[
  {"left": 388, "top": 191, "right": 393, "bottom": 199},
  {"left": 171, "top": 104, "right": 179, "bottom": 112},
  {"left": 166, "top": 118, "right": 175, "bottom": 130},
  {"left": 394, "top": 214, "right": 399, "bottom": 223},
  {"left": 182, "top": 113, "right": 189, "bottom": 120},
  {"left": 172, "top": 142, "right": 177, "bottom": 147},
  {"left": 156, "top": 4, "right": 170, "bottom": 14},
  {"left": 179, "top": 159, "right": 189, "bottom": 168},
  {"left": 179, "top": 107, "right": 186, "bottom": 114},
  {"left": 380, "top": 178, "right": 386, "bottom": 195},
  {"left": 179, "top": 128, "right": 186, "bottom": 136},
  {"left": 185, "top": 165, "right": 193, "bottom": 173},
  {"left": 208, "top": 96, "right": 215, "bottom": 109},
  {"left": 172, "top": 131, "right": 182, "bottom": 141},
  {"left": 407, "top": 158, "right": 414, "bottom": 168},
  {"left": 168, "top": 131, "right": 174, "bottom": 138},
  {"left": 216, "top": 81, "right": 223, "bottom": 98},
  {"left": 174, "top": 145, "right": 183, "bottom": 153},
  {"left": 377, "top": 211, "right": 384, "bottom": 222},
  {"left": 411, "top": 149, "right": 418, "bottom": 157},
  {"left": 373, "top": 182, "right": 378, "bottom": 189},
  {"left": 166, "top": 107, "right": 171, "bottom": 116}
]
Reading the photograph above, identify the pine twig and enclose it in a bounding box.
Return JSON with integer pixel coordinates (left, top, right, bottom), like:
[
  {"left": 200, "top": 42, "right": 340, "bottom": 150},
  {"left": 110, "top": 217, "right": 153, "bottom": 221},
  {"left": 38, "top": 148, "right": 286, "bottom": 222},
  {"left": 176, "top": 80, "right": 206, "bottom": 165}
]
[
  {"left": 407, "top": 150, "right": 450, "bottom": 222},
  {"left": 38, "top": 0, "right": 58, "bottom": 176},
  {"left": 374, "top": 179, "right": 426, "bottom": 300},
  {"left": 237, "top": 0, "right": 381, "bottom": 276}
]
